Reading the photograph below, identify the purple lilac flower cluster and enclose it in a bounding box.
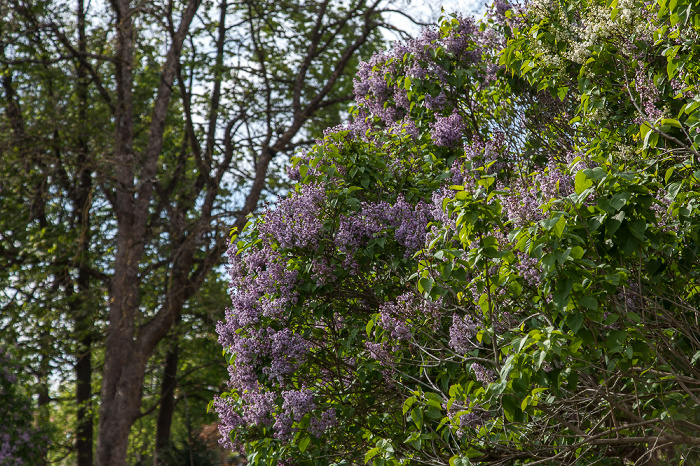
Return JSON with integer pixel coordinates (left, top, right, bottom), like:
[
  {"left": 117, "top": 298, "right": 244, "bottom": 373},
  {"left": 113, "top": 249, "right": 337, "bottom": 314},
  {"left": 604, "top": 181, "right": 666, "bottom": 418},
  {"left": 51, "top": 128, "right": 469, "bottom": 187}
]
[
  {"left": 464, "top": 131, "right": 508, "bottom": 173},
  {"left": 217, "top": 189, "right": 326, "bottom": 443},
  {"left": 651, "top": 189, "right": 673, "bottom": 232},
  {"left": 389, "top": 118, "right": 419, "bottom": 140},
  {"left": 377, "top": 292, "right": 441, "bottom": 341},
  {"left": 535, "top": 161, "right": 573, "bottom": 200},
  {"left": 282, "top": 389, "right": 316, "bottom": 423},
  {"left": 498, "top": 161, "right": 573, "bottom": 227},
  {"left": 498, "top": 179, "right": 542, "bottom": 227},
  {"left": 350, "top": 15, "right": 488, "bottom": 137},
  {"left": 430, "top": 111, "right": 466, "bottom": 147},
  {"left": 443, "top": 15, "right": 481, "bottom": 62},
  {"left": 471, "top": 363, "right": 496, "bottom": 384},
  {"left": 430, "top": 187, "right": 457, "bottom": 230},
  {"left": 634, "top": 66, "right": 665, "bottom": 124},
  {"left": 336, "top": 195, "right": 430, "bottom": 261},
  {"left": 449, "top": 313, "right": 480, "bottom": 354},
  {"left": 365, "top": 341, "right": 396, "bottom": 367},
  {"left": 308, "top": 408, "right": 338, "bottom": 437},
  {"left": 514, "top": 252, "right": 542, "bottom": 288},
  {"left": 449, "top": 400, "right": 488, "bottom": 438},
  {"left": 219, "top": 244, "right": 299, "bottom": 330},
  {"left": 258, "top": 183, "right": 326, "bottom": 249}
]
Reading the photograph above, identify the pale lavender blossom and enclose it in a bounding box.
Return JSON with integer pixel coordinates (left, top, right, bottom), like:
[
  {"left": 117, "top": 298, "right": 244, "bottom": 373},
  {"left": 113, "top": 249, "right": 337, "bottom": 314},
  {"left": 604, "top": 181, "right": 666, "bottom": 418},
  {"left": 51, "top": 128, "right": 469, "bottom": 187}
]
[
  {"left": 430, "top": 111, "right": 466, "bottom": 147},
  {"left": 308, "top": 409, "right": 338, "bottom": 437},
  {"left": 471, "top": 363, "right": 496, "bottom": 383},
  {"left": 449, "top": 313, "right": 480, "bottom": 353}
]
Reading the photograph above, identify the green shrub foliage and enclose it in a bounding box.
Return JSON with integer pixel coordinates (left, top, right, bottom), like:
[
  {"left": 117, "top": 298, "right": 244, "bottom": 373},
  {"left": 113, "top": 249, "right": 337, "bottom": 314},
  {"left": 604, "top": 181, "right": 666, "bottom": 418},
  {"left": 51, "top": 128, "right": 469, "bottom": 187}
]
[{"left": 216, "top": 0, "right": 700, "bottom": 463}]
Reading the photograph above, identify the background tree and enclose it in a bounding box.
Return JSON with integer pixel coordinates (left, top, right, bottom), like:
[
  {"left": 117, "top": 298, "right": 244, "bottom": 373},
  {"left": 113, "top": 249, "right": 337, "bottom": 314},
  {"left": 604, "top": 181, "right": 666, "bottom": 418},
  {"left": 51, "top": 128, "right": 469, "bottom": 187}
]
[{"left": 0, "top": 0, "right": 407, "bottom": 463}]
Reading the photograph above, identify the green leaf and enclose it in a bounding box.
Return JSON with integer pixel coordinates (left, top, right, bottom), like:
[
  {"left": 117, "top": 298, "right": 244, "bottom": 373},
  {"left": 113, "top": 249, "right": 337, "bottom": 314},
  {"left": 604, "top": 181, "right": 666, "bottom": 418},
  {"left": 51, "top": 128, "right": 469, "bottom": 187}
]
[
  {"left": 557, "top": 86, "right": 569, "bottom": 101},
  {"left": 553, "top": 278, "right": 573, "bottom": 311},
  {"left": 668, "top": 181, "right": 682, "bottom": 199},
  {"left": 583, "top": 167, "right": 607, "bottom": 180},
  {"left": 575, "top": 170, "right": 593, "bottom": 194},
  {"left": 667, "top": 59, "right": 679, "bottom": 80},
  {"left": 501, "top": 395, "right": 519, "bottom": 422},
  {"left": 566, "top": 313, "right": 584, "bottom": 333},
  {"left": 606, "top": 330, "right": 627, "bottom": 352},
  {"left": 411, "top": 406, "right": 424, "bottom": 429},
  {"left": 665, "top": 167, "right": 675, "bottom": 183},
  {"left": 570, "top": 246, "right": 584, "bottom": 259},
  {"left": 579, "top": 295, "right": 598, "bottom": 310},
  {"left": 628, "top": 219, "right": 646, "bottom": 241},
  {"left": 299, "top": 436, "right": 311, "bottom": 453},
  {"left": 643, "top": 127, "right": 659, "bottom": 149},
  {"left": 418, "top": 278, "right": 434, "bottom": 295},
  {"left": 610, "top": 192, "right": 631, "bottom": 210},
  {"left": 606, "top": 211, "right": 625, "bottom": 237},
  {"left": 403, "top": 396, "right": 417, "bottom": 415},
  {"left": 365, "top": 448, "right": 380, "bottom": 464},
  {"left": 660, "top": 118, "right": 681, "bottom": 128},
  {"left": 366, "top": 318, "right": 375, "bottom": 338}
]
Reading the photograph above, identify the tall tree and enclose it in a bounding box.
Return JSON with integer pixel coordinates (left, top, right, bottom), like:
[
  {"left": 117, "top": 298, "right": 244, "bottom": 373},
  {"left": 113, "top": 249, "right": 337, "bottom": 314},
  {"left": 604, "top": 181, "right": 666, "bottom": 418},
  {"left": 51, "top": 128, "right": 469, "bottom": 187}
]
[{"left": 0, "top": 0, "right": 404, "bottom": 463}]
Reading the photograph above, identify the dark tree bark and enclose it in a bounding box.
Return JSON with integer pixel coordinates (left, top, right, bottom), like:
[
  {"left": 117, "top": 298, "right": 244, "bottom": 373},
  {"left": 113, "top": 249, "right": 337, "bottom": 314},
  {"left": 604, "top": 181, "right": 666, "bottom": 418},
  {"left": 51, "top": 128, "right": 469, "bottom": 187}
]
[
  {"left": 153, "top": 322, "right": 180, "bottom": 466},
  {"left": 95, "top": 1, "right": 202, "bottom": 464},
  {"left": 74, "top": 2, "right": 94, "bottom": 465}
]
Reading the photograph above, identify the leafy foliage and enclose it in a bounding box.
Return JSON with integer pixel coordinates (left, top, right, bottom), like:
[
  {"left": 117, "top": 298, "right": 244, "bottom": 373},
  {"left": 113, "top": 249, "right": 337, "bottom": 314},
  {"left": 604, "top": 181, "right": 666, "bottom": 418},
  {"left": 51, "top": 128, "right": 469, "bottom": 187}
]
[
  {"left": 214, "top": 0, "right": 700, "bottom": 464},
  {"left": 0, "top": 348, "right": 48, "bottom": 465}
]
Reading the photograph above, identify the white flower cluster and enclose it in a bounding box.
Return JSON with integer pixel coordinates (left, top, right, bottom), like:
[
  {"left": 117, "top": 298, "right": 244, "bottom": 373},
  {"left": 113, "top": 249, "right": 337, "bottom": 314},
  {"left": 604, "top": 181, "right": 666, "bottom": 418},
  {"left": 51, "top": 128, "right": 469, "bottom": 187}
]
[{"left": 526, "top": 0, "right": 654, "bottom": 66}]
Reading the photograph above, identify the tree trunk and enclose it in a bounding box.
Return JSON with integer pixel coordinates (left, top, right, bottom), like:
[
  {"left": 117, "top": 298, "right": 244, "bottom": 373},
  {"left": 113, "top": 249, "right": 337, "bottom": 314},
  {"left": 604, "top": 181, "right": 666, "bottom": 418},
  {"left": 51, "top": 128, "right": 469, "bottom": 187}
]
[
  {"left": 75, "top": 330, "right": 93, "bottom": 466},
  {"left": 36, "top": 346, "right": 51, "bottom": 466},
  {"left": 75, "top": 1, "right": 94, "bottom": 463},
  {"left": 95, "top": 1, "right": 201, "bottom": 463},
  {"left": 154, "top": 326, "right": 180, "bottom": 466}
]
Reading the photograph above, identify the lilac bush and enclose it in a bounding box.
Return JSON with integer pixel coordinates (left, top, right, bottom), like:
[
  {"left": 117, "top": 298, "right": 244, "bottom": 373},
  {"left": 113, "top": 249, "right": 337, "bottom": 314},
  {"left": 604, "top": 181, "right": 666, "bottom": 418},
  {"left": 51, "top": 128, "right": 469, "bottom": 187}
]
[{"left": 217, "top": 0, "right": 700, "bottom": 464}]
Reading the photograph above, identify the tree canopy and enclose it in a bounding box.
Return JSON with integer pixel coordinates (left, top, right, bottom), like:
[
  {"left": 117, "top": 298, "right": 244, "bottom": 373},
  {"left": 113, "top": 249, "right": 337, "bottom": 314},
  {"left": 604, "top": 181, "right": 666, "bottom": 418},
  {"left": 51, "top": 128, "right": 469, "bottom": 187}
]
[
  {"left": 0, "top": 0, "right": 395, "bottom": 464},
  {"left": 217, "top": 0, "right": 700, "bottom": 464}
]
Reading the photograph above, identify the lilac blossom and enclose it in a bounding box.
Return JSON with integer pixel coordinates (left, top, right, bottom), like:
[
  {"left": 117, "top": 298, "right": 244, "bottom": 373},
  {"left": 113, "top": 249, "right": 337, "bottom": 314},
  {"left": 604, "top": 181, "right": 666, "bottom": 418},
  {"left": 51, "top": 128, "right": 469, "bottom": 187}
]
[
  {"left": 335, "top": 196, "right": 430, "bottom": 259},
  {"left": 464, "top": 132, "right": 508, "bottom": 173},
  {"left": 498, "top": 179, "right": 542, "bottom": 227},
  {"left": 424, "top": 91, "right": 448, "bottom": 111},
  {"left": 223, "top": 243, "right": 299, "bottom": 329},
  {"left": 365, "top": 341, "right": 395, "bottom": 367},
  {"left": 651, "top": 189, "right": 673, "bottom": 232},
  {"left": 213, "top": 397, "right": 243, "bottom": 449},
  {"left": 634, "top": 66, "right": 665, "bottom": 124},
  {"left": 430, "top": 111, "right": 466, "bottom": 147},
  {"left": 258, "top": 183, "right": 326, "bottom": 249},
  {"left": 430, "top": 187, "right": 456, "bottom": 229},
  {"left": 471, "top": 363, "right": 496, "bottom": 383},
  {"left": 264, "top": 329, "right": 311, "bottom": 384},
  {"left": 377, "top": 292, "right": 439, "bottom": 340},
  {"left": 390, "top": 118, "right": 419, "bottom": 139},
  {"left": 281, "top": 389, "right": 316, "bottom": 422},
  {"left": 308, "top": 409, "right": 338, "bottom": 437},
  {"left": 514, "top": 252, "right": 542, "bottom": 288},
  {"left": 449, "top": 313, "right": 480, "bottom": 353},
  {"left": 442, "top": 15, "right": 481, "bottom": 62},
  {"left": 535, "top": 161, "right": 573, "bottom": 200}
]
